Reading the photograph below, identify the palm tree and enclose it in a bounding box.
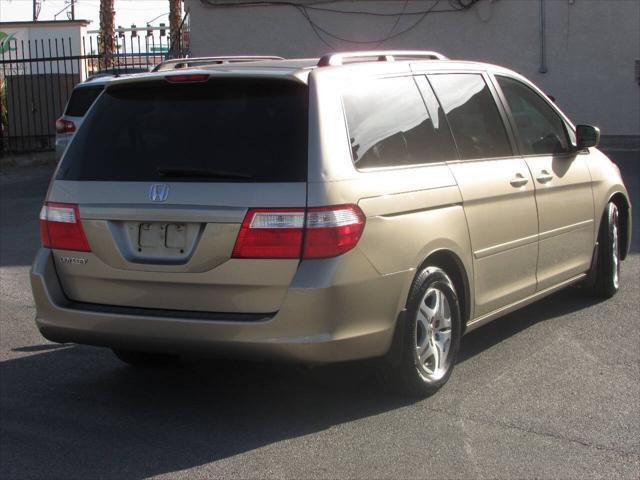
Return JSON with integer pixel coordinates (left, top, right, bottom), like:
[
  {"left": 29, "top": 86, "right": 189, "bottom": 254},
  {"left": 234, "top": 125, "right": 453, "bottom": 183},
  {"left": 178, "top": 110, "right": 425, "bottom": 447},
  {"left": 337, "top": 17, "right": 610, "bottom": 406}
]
[
  {"left": 169, "top": 0, "right": 183, "bottom": 54},
  {"left": 99, "top": 0, "right": 115, "bottom": 68}
]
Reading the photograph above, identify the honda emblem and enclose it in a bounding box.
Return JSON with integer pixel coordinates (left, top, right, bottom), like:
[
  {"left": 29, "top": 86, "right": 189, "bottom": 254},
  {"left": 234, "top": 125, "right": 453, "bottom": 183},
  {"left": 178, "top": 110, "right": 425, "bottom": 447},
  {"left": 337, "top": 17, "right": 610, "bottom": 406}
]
[{"left": 149, "top": 184, "right": 170, "bottom": 202}]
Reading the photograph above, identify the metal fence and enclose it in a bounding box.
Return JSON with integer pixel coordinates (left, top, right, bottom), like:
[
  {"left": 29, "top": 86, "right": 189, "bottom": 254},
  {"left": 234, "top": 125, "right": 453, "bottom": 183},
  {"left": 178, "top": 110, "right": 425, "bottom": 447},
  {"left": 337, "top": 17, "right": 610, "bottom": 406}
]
[{"left": 0, "top": 17, "right": 190, "bottom": 155}]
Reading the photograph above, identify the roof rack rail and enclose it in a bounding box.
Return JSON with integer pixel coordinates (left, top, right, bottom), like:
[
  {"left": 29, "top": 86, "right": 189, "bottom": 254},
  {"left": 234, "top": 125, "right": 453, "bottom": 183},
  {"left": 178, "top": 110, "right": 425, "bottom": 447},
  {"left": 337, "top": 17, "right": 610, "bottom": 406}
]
[
  {"left": 317, "top": 50, "right": 447, "bottom": 67},
  {"left": 153, "top": 56, "right": 285, "bottom": 72}
]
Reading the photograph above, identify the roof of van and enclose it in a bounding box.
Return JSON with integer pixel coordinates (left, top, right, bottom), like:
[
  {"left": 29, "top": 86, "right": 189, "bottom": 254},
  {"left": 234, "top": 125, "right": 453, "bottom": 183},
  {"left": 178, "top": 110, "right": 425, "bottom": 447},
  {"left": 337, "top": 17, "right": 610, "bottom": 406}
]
[
  {"left": 103, "top": 55, "right": 516, "bottom": 89},
  {"left": 79, "top": 71, "right": 149, "bottom": 87}
]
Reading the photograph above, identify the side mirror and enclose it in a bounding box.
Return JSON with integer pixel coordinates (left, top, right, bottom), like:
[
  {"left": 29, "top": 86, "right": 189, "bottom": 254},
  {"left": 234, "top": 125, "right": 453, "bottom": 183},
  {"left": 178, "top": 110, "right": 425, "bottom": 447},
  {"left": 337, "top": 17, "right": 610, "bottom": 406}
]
[{"left": 576, "top": 125, "right": 600, "bottom": 149}]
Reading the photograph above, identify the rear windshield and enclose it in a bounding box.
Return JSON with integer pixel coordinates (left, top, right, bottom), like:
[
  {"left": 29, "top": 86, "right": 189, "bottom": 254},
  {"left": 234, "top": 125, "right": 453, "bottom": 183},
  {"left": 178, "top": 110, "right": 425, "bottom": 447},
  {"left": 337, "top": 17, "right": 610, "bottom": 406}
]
[
  {"left": 57, "top": 79, "right": 309, "bottom": 182},
  {"left": 65, "top": 86, "right": 104, "bottom": 117}
]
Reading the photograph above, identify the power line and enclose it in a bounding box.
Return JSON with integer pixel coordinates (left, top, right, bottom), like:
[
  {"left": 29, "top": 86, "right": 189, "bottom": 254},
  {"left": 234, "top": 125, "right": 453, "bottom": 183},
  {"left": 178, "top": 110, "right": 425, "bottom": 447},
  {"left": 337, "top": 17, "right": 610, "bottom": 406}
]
[
  {"left": 300, "top": 1, "right": 443, "bottom": 46},
  {"left": 200, "top": 1, "right": 477, "bottom": 17},
  {"left": 199, "top": 0, "right": 478, "bottom": 48}
]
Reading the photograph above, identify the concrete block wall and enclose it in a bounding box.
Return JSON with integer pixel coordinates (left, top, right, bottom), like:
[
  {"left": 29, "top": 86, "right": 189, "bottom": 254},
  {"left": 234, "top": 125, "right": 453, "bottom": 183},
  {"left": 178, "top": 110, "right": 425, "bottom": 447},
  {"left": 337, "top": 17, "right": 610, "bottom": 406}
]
[{"left": 185, "top": 0, "right": 640, "bottom": 137}]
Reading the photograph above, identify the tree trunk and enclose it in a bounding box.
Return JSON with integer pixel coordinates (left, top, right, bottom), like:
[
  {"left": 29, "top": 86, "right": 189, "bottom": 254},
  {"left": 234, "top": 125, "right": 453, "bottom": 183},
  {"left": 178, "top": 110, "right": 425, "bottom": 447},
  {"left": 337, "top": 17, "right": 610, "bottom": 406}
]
[
  {"left": 99, "top": 0, "right": 115, "bottom": 69},
  {"left": 169, "top": 0, "right": 183, "bottom": 55}
]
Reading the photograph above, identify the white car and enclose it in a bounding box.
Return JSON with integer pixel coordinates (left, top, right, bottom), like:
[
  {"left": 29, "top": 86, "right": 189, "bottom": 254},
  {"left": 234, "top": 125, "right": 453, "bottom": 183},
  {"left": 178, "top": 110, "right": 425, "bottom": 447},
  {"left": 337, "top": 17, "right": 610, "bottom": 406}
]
[
  {"left": 55, "top": 71, "right": 148, "bottom": 160},
  {"left": 54, "top": 76, "right": 111, "bottom": 160}
]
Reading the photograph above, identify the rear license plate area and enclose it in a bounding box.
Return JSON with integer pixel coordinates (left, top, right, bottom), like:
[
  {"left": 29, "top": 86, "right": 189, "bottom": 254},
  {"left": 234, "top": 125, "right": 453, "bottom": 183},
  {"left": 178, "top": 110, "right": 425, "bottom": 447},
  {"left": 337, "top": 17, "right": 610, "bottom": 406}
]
[{"left": 139, "top": 223, "right": 187, "bottom": 250}]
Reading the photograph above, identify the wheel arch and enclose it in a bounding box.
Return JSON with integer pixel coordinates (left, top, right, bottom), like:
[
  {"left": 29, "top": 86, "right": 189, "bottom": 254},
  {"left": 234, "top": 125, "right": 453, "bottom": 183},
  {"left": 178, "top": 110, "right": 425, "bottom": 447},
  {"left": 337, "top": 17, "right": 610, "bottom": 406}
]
[
  {"left": 608, "top": 192, "right": 631, "bottom": 260},
  {"left": 414, "top": 249, "right": 472, "bottom": 333},
  {"left": 386, "top": 247, "right": 472, "bottom": 365}
]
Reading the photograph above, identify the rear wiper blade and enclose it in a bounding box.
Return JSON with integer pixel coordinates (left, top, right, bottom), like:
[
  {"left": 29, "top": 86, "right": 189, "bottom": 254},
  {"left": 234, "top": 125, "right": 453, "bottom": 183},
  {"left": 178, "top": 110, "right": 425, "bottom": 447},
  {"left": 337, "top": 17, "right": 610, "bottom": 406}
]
[{"left": 157, "top": 167, "right": 253, "bottom": 180}]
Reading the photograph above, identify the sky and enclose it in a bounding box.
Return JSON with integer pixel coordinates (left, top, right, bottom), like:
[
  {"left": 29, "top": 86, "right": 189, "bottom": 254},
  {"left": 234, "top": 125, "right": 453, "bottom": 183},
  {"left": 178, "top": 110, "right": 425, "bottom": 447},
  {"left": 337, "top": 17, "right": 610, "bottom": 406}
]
[{"left": 0, "top": 0, "right": 178, "bottom": 30}]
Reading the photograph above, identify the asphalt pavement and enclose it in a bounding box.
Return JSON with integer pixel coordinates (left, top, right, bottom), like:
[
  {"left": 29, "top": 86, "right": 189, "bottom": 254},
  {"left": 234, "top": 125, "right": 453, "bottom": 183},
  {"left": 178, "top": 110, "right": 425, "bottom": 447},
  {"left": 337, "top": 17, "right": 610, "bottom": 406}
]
[{"left": 1, "top": 153, "right": 638, "bottom": 479}]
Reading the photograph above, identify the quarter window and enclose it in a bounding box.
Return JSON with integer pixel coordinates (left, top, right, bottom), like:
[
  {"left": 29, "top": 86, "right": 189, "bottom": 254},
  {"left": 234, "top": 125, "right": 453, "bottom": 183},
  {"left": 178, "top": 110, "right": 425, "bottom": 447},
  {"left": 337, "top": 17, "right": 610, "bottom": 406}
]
[
  {"left": 496, "top": 76, "right": 571, "bottom": 155},
  {"left": 343, "top": 76, "right": 457, "bottom": 169},
  {"left": 429, "top": 73, "right": 512, "bottom": 160}
]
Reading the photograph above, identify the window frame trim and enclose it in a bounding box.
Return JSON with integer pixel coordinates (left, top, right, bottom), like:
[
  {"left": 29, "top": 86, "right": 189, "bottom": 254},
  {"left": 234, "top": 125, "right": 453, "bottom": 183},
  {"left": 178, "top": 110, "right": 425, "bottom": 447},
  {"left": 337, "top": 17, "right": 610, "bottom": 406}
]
[{"left": 413, "top": 74, "right": 461, "bottom": 163}]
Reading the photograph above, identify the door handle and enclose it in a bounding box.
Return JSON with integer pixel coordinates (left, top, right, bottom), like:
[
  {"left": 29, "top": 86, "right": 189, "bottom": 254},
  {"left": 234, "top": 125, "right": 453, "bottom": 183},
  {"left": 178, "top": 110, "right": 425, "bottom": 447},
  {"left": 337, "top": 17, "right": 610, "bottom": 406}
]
[
  {"left": 536, "top": 170, "right": 554, "bottom": 183},
  {"left": 510, "top": 173, "right": 529, "bottom": 188}
]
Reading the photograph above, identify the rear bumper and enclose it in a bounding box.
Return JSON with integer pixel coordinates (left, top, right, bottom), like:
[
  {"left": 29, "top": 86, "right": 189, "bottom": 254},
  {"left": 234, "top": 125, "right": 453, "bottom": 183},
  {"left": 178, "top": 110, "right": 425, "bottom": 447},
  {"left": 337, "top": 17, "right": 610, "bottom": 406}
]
[{"left": 31, "top": 249, "right": 410, "bottom": 363}]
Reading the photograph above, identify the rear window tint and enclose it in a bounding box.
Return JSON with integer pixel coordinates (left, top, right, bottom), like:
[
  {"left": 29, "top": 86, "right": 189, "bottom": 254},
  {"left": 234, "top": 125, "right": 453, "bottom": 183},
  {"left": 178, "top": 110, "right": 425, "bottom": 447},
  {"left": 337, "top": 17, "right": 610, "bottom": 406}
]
[
  {"left": 343, "top": 76, "right": 457, "bottom": 169},
  {"left": 58, "top": 79, "right": 308, "bottom": 182},
  {"left": 65, "top": 86, "right": 104, "bottom": 117},
  {"left": 429, "top": 74, "right": 512, "bottom": 160}
]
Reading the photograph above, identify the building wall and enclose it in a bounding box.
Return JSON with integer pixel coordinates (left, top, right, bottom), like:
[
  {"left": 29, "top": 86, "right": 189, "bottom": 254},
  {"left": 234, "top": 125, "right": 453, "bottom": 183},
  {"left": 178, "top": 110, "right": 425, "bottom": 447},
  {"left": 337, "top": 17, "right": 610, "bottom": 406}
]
[
  {"left": 0, "top": 20, "right": 90, "bottom": 77},
  {"left": 185, "top": 0, "right": 640, "bottom": 137}
]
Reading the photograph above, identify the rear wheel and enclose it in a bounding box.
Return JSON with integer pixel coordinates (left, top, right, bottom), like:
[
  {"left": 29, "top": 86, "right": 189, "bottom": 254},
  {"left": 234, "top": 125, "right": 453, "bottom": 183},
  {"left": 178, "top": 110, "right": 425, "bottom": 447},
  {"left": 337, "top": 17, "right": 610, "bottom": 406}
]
[
  {"left": 112, "top": 348, "right": 179, "bottom": 368},
  {"left": 391, "top": 267, "right": 462, "bottom": 397},
  {"left": 588, "top": 202, "right": 621, "bottom": 298}
]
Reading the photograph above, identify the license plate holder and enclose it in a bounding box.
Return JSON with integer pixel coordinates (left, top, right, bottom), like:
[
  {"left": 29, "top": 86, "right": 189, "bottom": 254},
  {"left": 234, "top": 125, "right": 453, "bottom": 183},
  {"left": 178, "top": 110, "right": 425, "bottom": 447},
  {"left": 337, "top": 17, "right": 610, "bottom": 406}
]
[
  {"left": 165, "top": 223, "right": 187, "bottom": 249},
  {"left": 138, "top": 223, "right": 187, "bottom": 249}
]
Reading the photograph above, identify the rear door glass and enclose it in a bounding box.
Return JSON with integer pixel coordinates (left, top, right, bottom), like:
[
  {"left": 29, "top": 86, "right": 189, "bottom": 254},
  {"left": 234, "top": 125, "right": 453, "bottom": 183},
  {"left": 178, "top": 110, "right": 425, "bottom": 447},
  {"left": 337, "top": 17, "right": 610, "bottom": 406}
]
[
  {"left": 428, "top": 73, "right": 512, "bottom": 160},
  {"left": 65, "top": 86, "right": 104, "bottom": 117},
  {"left": 343, "top": 76, "right": 457, "bottom": 169},
  {"left": 57, "top": 79, "right": 308, "bottom": 182}
]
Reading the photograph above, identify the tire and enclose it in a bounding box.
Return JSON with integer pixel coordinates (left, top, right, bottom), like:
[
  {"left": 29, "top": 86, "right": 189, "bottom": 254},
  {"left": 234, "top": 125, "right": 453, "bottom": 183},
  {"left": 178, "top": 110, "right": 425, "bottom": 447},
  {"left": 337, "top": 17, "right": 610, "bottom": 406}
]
[
  {"left": 588, "top": 202, "right": 621, "bottom": 298},
  {"left": 391, "top": 266, "right": 462, "bottom": 397},
  {"left": 112, "top": 348, "right": 179, "bottom": 368}
]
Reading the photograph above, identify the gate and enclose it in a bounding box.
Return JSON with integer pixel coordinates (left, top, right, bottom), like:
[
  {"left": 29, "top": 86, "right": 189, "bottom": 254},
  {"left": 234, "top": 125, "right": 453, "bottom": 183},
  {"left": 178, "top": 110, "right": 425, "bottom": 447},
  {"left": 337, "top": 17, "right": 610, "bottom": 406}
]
[{"left": 0, "top": 16, "right": 190, "bottom": 156}]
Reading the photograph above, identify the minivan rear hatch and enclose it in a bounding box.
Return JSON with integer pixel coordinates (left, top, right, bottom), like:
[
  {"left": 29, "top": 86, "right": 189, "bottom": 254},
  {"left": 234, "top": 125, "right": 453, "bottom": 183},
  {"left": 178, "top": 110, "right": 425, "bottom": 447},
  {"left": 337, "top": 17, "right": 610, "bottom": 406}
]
[{"left": 48, "top": 75, "right": 309, "bottom": 314}]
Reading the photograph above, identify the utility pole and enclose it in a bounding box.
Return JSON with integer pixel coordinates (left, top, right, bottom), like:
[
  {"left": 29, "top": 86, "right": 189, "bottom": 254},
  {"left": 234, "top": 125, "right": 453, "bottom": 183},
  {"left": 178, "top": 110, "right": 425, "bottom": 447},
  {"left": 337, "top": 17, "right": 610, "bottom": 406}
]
[
  {"left": 33, "top": 0, "right": 42, "bottom": 21},
  {"left": 70, "top": 0, "right": 76, "bottom": 21},
  {"left": 99, "top": 0, "right": 116, "bottom": 68}
]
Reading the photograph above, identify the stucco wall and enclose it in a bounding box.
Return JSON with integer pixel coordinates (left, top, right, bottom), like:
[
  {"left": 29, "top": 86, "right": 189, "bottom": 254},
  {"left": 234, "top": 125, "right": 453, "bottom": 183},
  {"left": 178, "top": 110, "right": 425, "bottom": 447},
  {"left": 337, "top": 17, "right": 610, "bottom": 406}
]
[
  {"left": 185, "top": 0, "right": 640, "bottom": 136},
  {"left": 0, "top": 20, "right": 90, "bottom": 76}
]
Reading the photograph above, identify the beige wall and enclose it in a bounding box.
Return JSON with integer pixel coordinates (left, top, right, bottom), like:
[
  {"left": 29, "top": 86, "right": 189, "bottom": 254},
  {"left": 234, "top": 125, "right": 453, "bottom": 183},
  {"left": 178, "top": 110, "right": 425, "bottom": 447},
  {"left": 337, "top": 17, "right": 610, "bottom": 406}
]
[{"left": 185, "top": 0, "right": 640, "bottom": 136}]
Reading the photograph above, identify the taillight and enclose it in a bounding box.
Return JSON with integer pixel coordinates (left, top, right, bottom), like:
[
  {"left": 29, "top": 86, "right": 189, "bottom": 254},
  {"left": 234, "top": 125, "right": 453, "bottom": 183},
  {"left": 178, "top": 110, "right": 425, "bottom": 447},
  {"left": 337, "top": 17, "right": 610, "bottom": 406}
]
[
  {"left": 231, "top": 205, "right": 365, "bottom": 259},
  {"left": 304, "top": 205, "right": 366, "bottom": 259},
  {"left": 232, "top": 209, "right": 305, "bottom": 259},
  {"left": 55, "top": 118, "right": 76, "bottom": 134},
  {"left": 39, "top": 202, "right": 91, "bottom": 252}
]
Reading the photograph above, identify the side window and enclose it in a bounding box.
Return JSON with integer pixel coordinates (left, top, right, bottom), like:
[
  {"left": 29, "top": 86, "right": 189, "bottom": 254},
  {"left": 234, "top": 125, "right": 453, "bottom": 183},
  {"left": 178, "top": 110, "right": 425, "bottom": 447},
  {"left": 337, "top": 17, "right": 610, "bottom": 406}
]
[
  {"left": 496, "top": 76, "right": 571, "bottom": 155},
  {"left": 343, "top": 76, "right": 457, "bottom": 169},
  {"left": 428, "top": 73, "right": 512, "bottom": 160}
]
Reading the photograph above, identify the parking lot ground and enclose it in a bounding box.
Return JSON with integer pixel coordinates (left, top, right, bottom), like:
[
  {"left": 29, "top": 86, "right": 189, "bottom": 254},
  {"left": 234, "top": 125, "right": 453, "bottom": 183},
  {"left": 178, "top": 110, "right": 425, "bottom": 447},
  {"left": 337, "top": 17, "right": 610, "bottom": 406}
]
[{"left": 1, "top": 152, "right": 638, "bottom": 479}]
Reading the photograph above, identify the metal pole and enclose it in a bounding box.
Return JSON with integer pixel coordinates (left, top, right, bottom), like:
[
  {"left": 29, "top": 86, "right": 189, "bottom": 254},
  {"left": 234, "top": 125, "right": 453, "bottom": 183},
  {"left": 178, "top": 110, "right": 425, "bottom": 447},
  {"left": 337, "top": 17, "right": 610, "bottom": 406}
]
[
  {"left": 71, "top": 0, "right": 76, "bottom": 21},
  {"left": 539, "top": 0, "right": 548, "bottom": 74}
]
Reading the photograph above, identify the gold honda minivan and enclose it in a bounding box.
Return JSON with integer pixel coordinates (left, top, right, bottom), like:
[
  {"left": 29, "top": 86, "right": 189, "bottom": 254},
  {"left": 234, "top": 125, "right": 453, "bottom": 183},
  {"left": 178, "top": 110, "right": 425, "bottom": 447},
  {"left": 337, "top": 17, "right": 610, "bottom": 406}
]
[{"left": 31, "top": 51, "right": 632, "bottom": 395}]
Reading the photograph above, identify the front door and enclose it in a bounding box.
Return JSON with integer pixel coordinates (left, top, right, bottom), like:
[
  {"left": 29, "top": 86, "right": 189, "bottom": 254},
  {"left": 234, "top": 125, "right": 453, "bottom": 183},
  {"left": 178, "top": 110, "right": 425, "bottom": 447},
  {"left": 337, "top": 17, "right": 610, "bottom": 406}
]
[{"left": 494, "top": 75, "right": 595, "bottom": 291}]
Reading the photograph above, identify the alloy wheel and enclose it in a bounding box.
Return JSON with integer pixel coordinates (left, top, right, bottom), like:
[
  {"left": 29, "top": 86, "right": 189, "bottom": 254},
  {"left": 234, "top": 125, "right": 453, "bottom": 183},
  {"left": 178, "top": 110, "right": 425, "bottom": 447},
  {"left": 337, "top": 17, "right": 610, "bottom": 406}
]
[{"left": 415, "top": 287, "right": 453, "bottom": 381}]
